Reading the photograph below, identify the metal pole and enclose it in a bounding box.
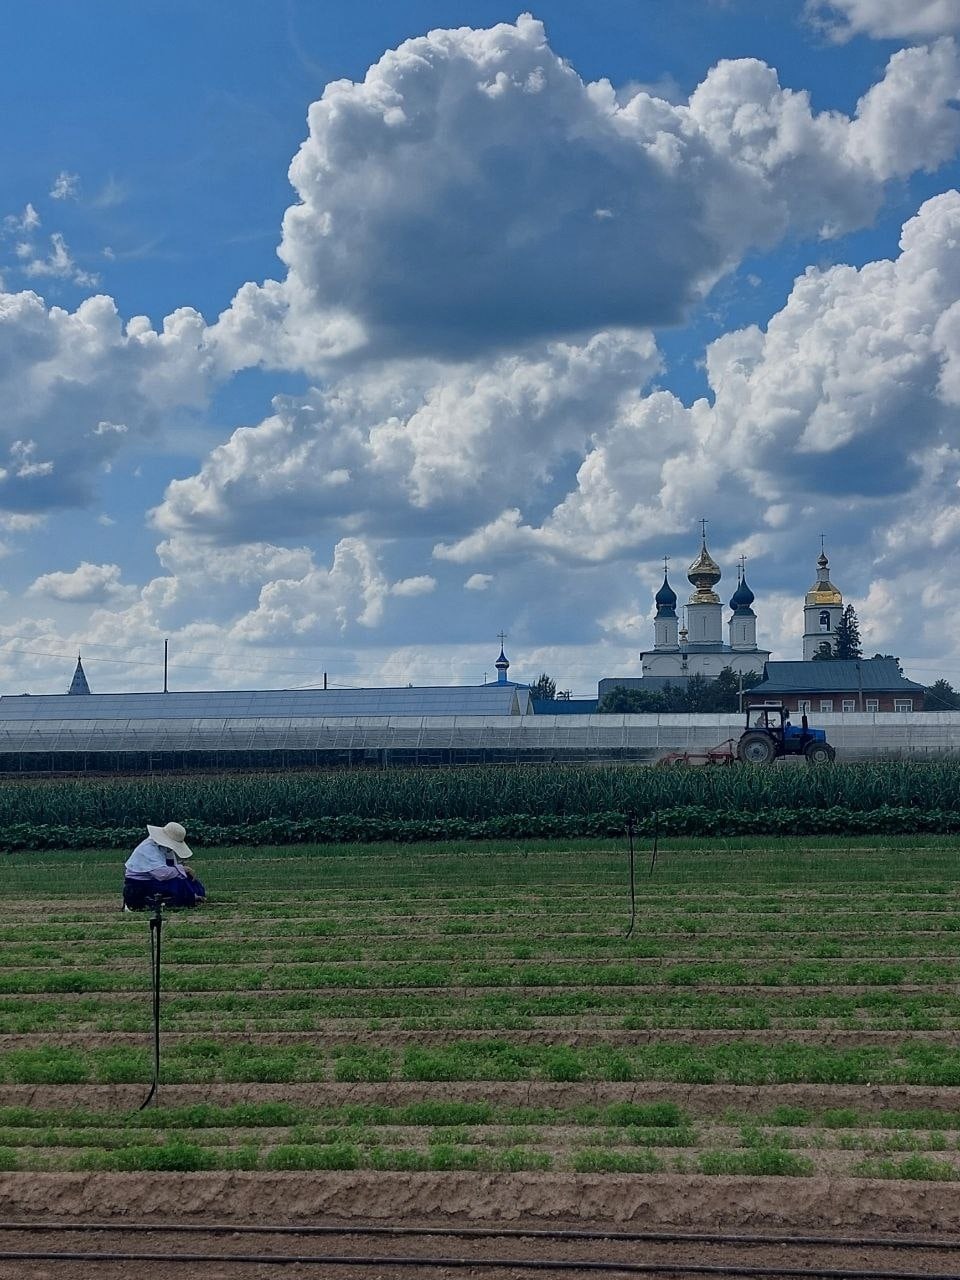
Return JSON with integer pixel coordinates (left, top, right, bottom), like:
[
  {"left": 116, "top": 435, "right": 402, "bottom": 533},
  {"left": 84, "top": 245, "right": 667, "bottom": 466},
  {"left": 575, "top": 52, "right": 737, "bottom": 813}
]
[
  {"left": 624, "top": 812, "right": 637, "bottom": 939},
  {"left": 163, "top": 640, "right": 168, "bottom": 694},
  {"left": 138, "top": 899, "right": 164, "bottom": 1111},
  {"left": 648, "top": 810, "right": 660, "bottom": 878}
]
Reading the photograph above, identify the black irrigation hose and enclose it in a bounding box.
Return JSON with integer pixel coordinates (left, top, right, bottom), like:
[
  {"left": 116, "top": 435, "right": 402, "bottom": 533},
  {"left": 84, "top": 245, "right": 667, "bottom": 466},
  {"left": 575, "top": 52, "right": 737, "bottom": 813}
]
[
  {"left": 0, "top": 1250, "right": 958, "bottom": 1276},
  {"left": 3, "top": 1222, "right": 960, "bottom": 1251}
]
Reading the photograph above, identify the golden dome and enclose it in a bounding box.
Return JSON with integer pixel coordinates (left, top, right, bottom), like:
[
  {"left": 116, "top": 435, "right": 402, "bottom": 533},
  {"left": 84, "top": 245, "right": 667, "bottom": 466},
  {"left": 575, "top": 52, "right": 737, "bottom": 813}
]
[{"left": 688, "top": 541, "right": 721, "bottom": 605}]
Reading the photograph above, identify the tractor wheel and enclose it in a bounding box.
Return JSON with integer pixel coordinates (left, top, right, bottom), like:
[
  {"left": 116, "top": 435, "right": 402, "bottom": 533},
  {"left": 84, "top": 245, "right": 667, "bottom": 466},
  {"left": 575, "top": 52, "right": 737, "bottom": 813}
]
[
  {"left": 805, "top": 741, "right": 835, "bottom": 764},
  {"left": 737, "top": 732, "right": 776, "bottom": 764}
]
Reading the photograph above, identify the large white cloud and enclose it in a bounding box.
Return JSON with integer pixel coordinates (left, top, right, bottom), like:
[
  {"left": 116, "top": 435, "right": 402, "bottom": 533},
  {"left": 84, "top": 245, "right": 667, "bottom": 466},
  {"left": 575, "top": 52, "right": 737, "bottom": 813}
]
[
  {"left": 809, "top": 1, "right": 960, "bottom": 41},
  {"left": 0, "top": 291, "right": 219, "bottom": 511},
  {"left": 153, "top": 329, "right": 660, "bottom": 541},
  {"left": 434, "top": 193, "right": 960, "bottom": 574},
  {"left": 27, "top": 561, "right": 135, "bottom": 604},
  {"left": 242, "top": 17, "right": 960, "bottom": 362}
]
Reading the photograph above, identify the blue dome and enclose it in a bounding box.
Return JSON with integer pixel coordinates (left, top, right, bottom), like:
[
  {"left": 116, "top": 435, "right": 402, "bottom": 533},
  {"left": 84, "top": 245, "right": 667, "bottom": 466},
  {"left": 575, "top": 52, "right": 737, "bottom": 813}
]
[
  {"left": 655, "top": 574, "right": 676, "bottom": 606},
  {"left": 654, "top": 573, "right": 677, "bottom": 618},
  {"left": 729, "top": 575, "right": 755, "bottom": 615}
]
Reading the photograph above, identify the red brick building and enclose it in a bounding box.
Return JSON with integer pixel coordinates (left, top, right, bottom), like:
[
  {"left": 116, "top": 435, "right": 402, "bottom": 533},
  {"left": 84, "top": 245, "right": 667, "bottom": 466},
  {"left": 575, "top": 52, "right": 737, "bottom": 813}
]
[{"left": 744, "top": 657, "right": 925, "bottom": 713}]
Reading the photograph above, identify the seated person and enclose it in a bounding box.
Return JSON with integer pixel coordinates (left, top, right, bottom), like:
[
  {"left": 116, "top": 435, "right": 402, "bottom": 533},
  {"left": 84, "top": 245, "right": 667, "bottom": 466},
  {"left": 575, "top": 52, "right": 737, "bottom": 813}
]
[{"left": 123, "top": 821, "right": 206, "bottom": 911}]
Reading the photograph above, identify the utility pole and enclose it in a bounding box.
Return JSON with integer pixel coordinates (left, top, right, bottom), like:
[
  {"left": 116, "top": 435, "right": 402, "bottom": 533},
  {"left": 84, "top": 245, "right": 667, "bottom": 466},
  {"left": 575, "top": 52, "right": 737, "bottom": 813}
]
[{"left": 163, "top": 639, "right": 168, "bottom": 694}]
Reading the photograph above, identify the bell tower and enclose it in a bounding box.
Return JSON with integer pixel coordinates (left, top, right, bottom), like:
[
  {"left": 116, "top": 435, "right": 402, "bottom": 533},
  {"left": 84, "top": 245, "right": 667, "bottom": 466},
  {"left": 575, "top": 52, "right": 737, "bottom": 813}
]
[{"left": 803, "top": 542, "right": 843, "bottom": 660}]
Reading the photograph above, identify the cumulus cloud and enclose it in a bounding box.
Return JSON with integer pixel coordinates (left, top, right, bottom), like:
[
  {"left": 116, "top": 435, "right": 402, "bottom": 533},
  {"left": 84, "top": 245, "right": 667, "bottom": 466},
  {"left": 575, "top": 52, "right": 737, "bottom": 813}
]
[
  {"left": 0, "top": 291, "right": 220, "bottom": 511},
  {"left": 229, "top": 537, "right": 409, "bottom": 640},
  {"left": 465, "top": 573, "right": 493, "bottom": 591},
  {"left": 28, "top": 561, "right": 135, "bottom": 604},
  {"left": 390, "top": 575, "right": 436, "bottom": 597},
  {"left": 434, "top": 193, "right": 960, "bottom": 575},
  {"left": 809, "top": 0, "right": 960, "bottom": 41},
  {"left": 221, "top": 16, "right": 960, "bottom": 363},
  {"left": 153, "top": 329, "right": 660, "bottom": 541}
]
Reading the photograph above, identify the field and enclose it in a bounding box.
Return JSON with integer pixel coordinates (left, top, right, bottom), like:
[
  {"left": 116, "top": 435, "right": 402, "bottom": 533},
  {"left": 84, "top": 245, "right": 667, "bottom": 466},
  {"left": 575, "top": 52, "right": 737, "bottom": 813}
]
[{"left": 5, "top": 832, "right": 960, "bottom": 1274}]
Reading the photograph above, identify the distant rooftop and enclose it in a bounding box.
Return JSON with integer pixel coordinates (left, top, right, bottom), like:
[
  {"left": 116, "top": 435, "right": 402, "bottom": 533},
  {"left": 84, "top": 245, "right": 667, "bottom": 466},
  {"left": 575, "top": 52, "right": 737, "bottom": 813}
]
[
  {"left": 0, "top": 684, "right": 533, "bottom": 721},
  {"left": 754, "top": 658, "right": 924, "bottom": 694}
]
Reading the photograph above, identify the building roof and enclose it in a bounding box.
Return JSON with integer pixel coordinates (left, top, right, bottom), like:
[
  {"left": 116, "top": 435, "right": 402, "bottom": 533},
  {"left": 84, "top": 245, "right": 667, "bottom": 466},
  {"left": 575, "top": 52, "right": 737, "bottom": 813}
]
[
  {"left": 0, "top": 684, "right": 533, "bottom": 721},
  {"left": 532, "top": 698, "right": 599, "bottom": 715},
  {"left": 751, "top": 658, "right": 925, "bottom": 694}
]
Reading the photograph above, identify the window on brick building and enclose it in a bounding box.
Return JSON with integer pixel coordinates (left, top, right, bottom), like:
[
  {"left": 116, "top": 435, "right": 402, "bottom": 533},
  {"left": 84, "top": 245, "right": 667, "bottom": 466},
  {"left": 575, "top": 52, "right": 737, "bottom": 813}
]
[
  {"left": 798, "top": 699, "right": 811, "bottom": 714},
  {"left": 820, "top": 699, "right": 833, "bottom": 712},
  {"left": 865, "top": 699, "right": 879, "bottom": 712},
  {"left": 894, "top": 699, "right": 913, "bottom": 712},
  {"left": 842, "top": 699, "right": 855, "bottom": 712}
]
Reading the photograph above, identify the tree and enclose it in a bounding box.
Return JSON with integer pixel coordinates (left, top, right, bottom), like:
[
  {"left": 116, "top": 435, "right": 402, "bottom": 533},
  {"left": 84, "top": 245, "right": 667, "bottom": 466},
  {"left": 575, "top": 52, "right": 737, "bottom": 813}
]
[
  {"left": 811, "top": 641, "right": 834, "bottom": 661},
  {"left": 596, "top": 670, "right": 763, "bottom": 714},
  {"left": 872, "top": 653, "right": 903, "bottom": 674},
  {"left": 682, "top": 673, "right": 712, "bottom": 712},
  {"left": 833, "top": 605, "right": 862, "bottom": 660},
  {"left": 710, "top": 666, "right": 763, "bottom": 712},
  {"left": 926, "top": 679, "right": 960, "bottom": 710},
  {"left": 597, "top": 686, "right": 667, "bottom": 713},
  {"left": 531, "top": 672, "right": 556, "bottom": 701}
]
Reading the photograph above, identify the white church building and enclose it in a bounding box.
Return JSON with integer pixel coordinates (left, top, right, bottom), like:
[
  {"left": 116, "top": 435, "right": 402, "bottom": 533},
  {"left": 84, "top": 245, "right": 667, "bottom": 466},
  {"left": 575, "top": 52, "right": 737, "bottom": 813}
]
[{"left": 637, "top": 534, "right": 771, "bottom": 683}]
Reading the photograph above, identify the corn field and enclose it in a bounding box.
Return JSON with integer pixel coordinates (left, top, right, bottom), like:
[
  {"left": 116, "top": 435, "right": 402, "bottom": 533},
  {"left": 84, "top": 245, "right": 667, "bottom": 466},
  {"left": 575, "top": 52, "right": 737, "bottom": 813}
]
[{"left": 0, "top": 762, "right": 957, "bottom": 827}]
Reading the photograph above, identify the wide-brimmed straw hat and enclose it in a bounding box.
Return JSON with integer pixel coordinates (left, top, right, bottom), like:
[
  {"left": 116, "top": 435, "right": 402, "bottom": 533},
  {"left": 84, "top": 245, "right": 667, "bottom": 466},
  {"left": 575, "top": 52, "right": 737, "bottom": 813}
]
[{"left": 146, "top": 821, "right": 193, "bottom": 859}]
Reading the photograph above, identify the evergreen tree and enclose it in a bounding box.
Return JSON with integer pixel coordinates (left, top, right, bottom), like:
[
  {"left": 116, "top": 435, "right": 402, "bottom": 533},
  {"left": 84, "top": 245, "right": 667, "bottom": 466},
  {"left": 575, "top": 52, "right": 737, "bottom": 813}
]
[
  {"left": 926, "top": 679, "right": 960, "bottom": 710},
  {"left": 531, "top": 672, "right": 557, "bottom": 701},
  {"left": 833, "top": 605, "right": 862, "bottom": 660}
]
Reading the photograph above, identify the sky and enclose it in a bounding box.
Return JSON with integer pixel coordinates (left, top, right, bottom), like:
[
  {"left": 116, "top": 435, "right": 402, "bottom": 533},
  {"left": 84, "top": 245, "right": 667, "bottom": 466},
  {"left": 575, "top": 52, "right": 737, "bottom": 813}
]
[{"left": 2, "top": 0, "right": 960, "bottom": 697}]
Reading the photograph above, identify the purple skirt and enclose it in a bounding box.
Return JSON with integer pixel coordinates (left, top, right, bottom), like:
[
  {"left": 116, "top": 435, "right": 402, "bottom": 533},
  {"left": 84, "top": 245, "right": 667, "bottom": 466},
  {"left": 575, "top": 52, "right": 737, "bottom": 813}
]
[{"left": 122, "top": 876, "right": 206, "bottom": 910}]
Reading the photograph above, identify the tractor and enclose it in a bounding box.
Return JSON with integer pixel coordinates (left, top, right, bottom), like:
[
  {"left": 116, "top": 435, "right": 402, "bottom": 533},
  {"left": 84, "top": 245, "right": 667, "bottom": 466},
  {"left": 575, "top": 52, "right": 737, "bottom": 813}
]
[{"left": 737, "top": 703, "right": 835, "bottom": 765}]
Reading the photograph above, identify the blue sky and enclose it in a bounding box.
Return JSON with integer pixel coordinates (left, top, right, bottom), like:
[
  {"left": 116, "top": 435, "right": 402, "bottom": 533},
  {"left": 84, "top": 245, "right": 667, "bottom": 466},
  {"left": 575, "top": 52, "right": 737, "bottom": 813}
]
[{"left": 1, "top": 0, "right": 959, "bottom": 694}]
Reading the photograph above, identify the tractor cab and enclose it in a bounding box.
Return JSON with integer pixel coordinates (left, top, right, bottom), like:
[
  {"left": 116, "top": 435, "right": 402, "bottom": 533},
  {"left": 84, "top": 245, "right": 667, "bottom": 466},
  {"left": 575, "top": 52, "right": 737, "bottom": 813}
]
[
  {"left": 738, "top": 702, "right": 835, "bottom": 765},
  {"left": 745, "top": 704, "right": 787, "bottom": 734}
]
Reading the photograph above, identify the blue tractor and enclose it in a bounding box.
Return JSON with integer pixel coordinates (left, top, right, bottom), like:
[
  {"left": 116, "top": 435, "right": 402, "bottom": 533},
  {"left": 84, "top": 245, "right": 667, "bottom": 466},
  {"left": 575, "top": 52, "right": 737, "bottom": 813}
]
[{"left": 737, "top": 703, "right": 835, "bottom": 764}]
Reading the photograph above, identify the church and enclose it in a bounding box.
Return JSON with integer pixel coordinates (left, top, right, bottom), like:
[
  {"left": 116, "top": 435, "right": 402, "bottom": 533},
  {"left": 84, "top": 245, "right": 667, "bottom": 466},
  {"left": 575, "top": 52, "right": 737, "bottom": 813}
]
[
  {"left": 636, "top": 529, "right": 771, "bottom": 685},
  {"left": 598, "top": 533, "right": 860, "bottom": 699}
]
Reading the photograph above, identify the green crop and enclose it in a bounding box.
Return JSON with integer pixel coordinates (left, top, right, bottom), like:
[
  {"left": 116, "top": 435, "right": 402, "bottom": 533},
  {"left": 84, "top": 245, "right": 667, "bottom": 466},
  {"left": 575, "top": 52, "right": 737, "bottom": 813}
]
[{"left": 5, "top": 761, "right": 960, "bottom": 851}]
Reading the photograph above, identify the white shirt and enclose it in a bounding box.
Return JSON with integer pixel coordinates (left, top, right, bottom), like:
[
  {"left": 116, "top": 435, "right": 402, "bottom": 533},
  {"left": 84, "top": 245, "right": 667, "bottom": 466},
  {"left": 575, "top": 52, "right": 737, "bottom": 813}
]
[{"left": 124, "top": 837, "right": 187, "bottom": 881}]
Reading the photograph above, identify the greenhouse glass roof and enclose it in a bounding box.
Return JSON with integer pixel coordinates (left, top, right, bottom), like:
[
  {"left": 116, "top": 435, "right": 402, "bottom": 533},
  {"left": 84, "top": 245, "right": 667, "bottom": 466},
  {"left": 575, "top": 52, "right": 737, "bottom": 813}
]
[{"left": 0, "top": 685, "right": 531, "bottom": 721}]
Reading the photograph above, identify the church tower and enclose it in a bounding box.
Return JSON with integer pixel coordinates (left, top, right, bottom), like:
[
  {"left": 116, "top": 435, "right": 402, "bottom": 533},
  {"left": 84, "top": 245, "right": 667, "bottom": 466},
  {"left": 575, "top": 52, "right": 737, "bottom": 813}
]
[
  {"left": 494, "top": 639, "right": 510, "bottom": 685},
  {"left": 685, "top": 535, "right": 723, "bottom": 648},
  {"left": 67, "top": 654, "right": 91, "bottom": 695},
  {"left": 803, "top": 547, "right": 844, "bottom": 660},
  {"left": 728, "top": 562, "right": 758, "bottom": 652},
  {"left": 653, "top": 567, "right": 679, "bottom": 651}
]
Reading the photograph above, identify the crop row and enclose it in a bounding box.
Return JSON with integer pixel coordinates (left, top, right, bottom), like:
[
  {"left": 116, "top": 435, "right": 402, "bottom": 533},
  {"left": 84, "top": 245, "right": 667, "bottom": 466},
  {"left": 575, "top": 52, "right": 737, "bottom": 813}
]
[
  {"left": 5, "top": 958, "right": 960, "bottom": 995},
  {"left": 12, "top": 805, "right": 960, "bottom": 849},
  {"left": 6, "top": 1039, "right": 960, "bottom": 1084},
  {"left": 9, "top": 913, "right": 960, "bottom": 946},
  {"left": 7, "top": 988, "right": 960, "bottom": 1034},
  {"left": 10, "top": 1098, "right": 960, "bottom": 1132},
  {"left": 7, "top": 933, "right": 960, "bottom": 966}
]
